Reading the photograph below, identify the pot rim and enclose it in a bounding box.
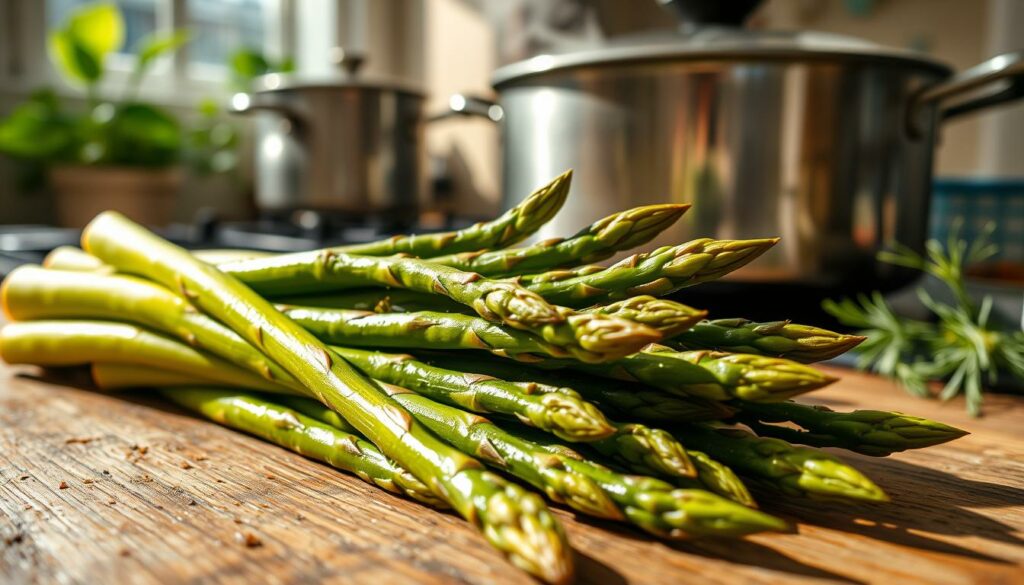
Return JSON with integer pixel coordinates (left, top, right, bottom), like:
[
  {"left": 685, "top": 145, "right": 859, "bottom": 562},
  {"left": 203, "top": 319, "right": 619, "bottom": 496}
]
[
  {"left": 492, "top": 42, "right": 952, "bottom": 88},
  {"left": 249, "top": 72, "right": 425, "bottom": 97}
]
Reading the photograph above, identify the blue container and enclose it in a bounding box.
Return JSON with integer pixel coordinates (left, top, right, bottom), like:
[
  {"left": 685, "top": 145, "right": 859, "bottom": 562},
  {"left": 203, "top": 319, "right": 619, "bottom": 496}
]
[{"left": 930, "top": 178, "right": 1024, "bottom": 262}]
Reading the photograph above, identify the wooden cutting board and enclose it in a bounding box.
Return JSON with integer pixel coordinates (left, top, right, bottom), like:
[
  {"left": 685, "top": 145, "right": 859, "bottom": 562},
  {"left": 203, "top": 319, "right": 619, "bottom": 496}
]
[{"left": 1, "top": 359, "right": 1022, "bottom": 584}]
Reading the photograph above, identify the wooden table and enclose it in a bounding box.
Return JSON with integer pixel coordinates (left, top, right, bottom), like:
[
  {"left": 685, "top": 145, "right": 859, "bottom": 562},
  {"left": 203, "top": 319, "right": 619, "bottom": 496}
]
[{"left": 2, "top": 360, "right": 1022, "bottom": 584}]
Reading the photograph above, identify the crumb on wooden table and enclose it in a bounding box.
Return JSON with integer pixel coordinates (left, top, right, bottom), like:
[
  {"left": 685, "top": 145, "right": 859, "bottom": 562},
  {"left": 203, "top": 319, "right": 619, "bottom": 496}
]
[
  {"left": 235, "top": 531, "right": 262, "bottom": 548},
  {"left": 65, "top": 436, "right": 97, "bottom": 445}
]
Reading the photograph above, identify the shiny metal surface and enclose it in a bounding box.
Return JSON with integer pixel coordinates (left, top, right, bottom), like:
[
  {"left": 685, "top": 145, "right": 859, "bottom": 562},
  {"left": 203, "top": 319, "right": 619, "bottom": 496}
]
[
  {"left": 496, "top": 52, "right": 1024, "bottom": 292},
  {"left": 234, "top": 73, "right": 426, "bottom": 219}
]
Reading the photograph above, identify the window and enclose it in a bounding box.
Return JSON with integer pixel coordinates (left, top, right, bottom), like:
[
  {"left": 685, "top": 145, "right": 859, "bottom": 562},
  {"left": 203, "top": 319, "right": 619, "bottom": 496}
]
[
  {"left": 32, "top": 0, "right": 284, "bottom": 99},
  {"left": 186, "top": 0, "right": 268, "bottom": 67}
]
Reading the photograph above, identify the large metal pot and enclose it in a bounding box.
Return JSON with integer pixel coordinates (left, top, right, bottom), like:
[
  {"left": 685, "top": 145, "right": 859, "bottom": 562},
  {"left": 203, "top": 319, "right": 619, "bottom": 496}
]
[
  {"left": 231, "top": 56, "right": 426, "bottom": 224},
  {"left": 490, "top": 30, "right": 1024, "bottom": 293}
]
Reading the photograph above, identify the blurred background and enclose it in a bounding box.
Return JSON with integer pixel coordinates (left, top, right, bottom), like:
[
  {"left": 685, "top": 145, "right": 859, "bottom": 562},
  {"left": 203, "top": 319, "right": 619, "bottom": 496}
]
[{"left": 0, "top": 0, "right": 1022, "bottom": 314}]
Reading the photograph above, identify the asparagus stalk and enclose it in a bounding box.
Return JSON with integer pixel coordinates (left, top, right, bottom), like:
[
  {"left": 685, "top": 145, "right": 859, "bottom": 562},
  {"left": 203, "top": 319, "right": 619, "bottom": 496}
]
[
  {"left": 510, "top": 237, "right": 780, "bottom": 307},
  {"left": 0, "top": 320, "right": 289, "bottom": 394},
  {"left": 427, "top": 204, "right": 689, "bottom": 277},
  {"left": 283, "top": 346, "right": 694, "bottom": 477},
  {"left": 561, "top": 345, "right": 838, "bottom": 402},
  {"left": 669, "top": 318, "right": 867, "bottom": 363},
  {"left": 734, "top": 401, "right": 968, "bottom": 456},
  {"left": 587, "top": 296, "right": 707, "bottom": 338},
  {"left": 671, "top": 425, "right": 888, "bottom": 502},
  {"left": 278, "top": 292, "right": 707, "bottom": 340},
  {"left": 1, "top": 266, "right": 300, "bottom": 389},
  {"left": 330, "top": 170, "right": 572, "bottom": 257},
  {"left": 1, "top": 266, "right": 617, "bottom": 444},
  {"left": 681, "top": 450, "right": 757, "bottom": 508},
  {"left": 43, "top": 246, "right": 108, "bottom": 272},
  {"left": 305, "top": 384, "right": 787, "bottom": 538},
  {"left": 330, "top": 347, "right": 616, "bottom": 443},
  {"left": 81, "top": 212, "right": 573, "bottom": 583},
  {"left": 220, "top": 250, "right": 661, "bottom": 361},
  {"left": 161, "top": 387, "right": 446, "bottom": 507},
  {"left": 280, "top": 305, "right": 654, "bottom": 364},
  {"left": 415, "top": 352, "right": 736, "bottom": 423}
]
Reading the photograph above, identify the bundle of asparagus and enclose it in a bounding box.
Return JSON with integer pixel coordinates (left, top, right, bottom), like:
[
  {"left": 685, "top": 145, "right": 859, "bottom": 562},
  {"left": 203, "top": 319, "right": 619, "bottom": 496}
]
[{"left": 0, "top": 172, "right": 968, "bottom": 584}]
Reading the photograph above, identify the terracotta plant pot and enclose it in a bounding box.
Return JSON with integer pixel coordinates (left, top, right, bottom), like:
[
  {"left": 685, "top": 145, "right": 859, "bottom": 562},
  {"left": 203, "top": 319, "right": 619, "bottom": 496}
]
[{"left": 49, "top": 165, "right": 183, "bottom": 228}]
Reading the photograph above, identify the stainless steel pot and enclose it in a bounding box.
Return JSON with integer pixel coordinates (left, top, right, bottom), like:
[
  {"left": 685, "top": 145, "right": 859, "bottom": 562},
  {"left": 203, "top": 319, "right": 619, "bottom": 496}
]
[
  {"left": 489, "top": 30, "right": 1024, "bottom": 293},
  {"left": 231, "top": 56, "right": 426, "bottom": 222}
]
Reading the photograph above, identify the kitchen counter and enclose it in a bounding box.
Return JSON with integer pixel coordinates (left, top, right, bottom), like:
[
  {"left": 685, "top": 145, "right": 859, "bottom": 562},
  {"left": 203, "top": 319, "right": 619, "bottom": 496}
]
[{"left": 1, "top": 358, "right": 1022, "bottom": 584}]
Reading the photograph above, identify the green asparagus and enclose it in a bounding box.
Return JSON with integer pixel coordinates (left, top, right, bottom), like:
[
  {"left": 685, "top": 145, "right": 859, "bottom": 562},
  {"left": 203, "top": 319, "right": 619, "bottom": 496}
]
[
  {"left": 2, "top": 265, "right": 300, "bottom": 389},
  {"left": 329, "top": 347, "right": 615, "bottom": 442},
  {"left": 560, "top": 345, "right": 838, "bottom": 402},
  {"left": 681, "top": 450, "right": 757, "bottom": 508},
  {"left": 734, "top": 401, "right": 968, "bottom": 456},
  {"left": 331, "top": 171, "right": 571, "bottom": 257},
  {"left": 315, "top": 384, "right": 786, "bottom": 538},
  {"left": 219, "top": 250, "right": 662, "bottom": 361},
  {"left": 280, "top": 305, "right": 653, "bottom": 363},
  {"left": 509, "top": 237, "right": 780, "bottom": 307},
  {"left": 671, "top": 425, "right": 888, "bottom": 502},
  {"left": 588, "top": 296, "right": 706, "bottom": 338},
  {"left": 427, "top": 204, "right": 688, "bottom": 277},
  {"left": 669, "top": 318, "right": 867, "bottom": 363},
  {"left": 81, "top": 212, "right": 573, "bottom": 584},
  {"left": 161, "top": 387, "right": 445, "bottom": 507},
  {"left": 0, "top": 320, "right": 289, "bottom": 394},
  {"left": 415, "top": 352, "right": 736, "bottom": 423},
  {"left": 2, "top": 266, "right": 616, "bottom": 444}
]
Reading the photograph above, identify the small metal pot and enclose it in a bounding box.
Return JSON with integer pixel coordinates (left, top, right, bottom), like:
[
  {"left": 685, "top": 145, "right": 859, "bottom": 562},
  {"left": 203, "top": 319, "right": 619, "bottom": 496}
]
[
  {"left": 489, "top": 30, "right": 1024, "bottom": 293},
  {"left": 231, "top": 56, "right": 426, "bottom": 223}
]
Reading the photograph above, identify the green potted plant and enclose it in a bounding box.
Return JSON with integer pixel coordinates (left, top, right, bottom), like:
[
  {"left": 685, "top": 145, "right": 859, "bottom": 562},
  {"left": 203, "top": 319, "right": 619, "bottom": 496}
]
[{"left": 0, "top": 2, "right": 189, "bottom": 227}]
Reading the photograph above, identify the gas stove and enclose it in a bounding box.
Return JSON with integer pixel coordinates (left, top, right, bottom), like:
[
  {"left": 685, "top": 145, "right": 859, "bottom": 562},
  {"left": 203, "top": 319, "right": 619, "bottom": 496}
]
[{"left": 0, "top": 210, "right": 476, "bottom": 278}]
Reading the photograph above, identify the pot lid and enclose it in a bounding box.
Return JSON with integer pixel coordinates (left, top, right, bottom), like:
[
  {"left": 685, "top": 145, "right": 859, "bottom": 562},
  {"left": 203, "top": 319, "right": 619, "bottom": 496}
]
[
  {"left": 249, "top": 72, "right": 425, "bottom": 96},
  {"left": 249, "top": 51, "right": 425, "bottom": 96},
  {"left": 492, "top": 27, "right": 951, "bottom": 88}
]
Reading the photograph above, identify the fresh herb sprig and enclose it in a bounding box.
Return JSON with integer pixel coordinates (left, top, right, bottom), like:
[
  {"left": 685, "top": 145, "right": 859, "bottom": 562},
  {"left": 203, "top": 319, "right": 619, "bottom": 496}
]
[{"left": 824, "top": 224, "right": 1024, "bottom": 415}]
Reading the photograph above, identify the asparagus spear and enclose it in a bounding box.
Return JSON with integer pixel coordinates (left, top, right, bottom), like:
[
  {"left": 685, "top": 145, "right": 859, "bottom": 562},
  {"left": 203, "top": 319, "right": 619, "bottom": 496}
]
[
  {"left": 308, "top": 346, "right": 700, "bottom": 477},
  {"left": 561, "top": 345, "right": 838, "bottom": 402},
  {"left": 306, "top": 384, "right": 787, "bottom": 538},
  {"left": 669, "top": 318, "right": 867, "bottom": 363},
  {"left": 734, "top": 401, "right": 968, "bottom": 456},
  {"left": 2, "top": 266, "right": 300, "bottom": 389},
  {"left": 281, "top": 305, "right": 655, "bottom": 363},
  {"left": 278, "top": 292, "right": 707, "bottom": 339},
  {"left": 161, "top": 387, "right": 446, "bottom": 508},
  {"left": 509, "top": 237, "right": 780, "bottom": 307},
  {"left": 220, "top": 249, "right": 661, "bottom": 361},
  {"left": 330, "top": 347, "right": 616, "bottom": 443},
  {"left": 416, "top": 352, "right": 736, "bottom": 423},
  {"left": 427, "top": 204, "right": 689, "bottom": 277},
  {"left": 43, "top": 246, "right": 108, "bottom": 272},
  {"left": 81, "top": 212, "right": 573, "bottom": 583},
  {"left": 1, "top": 267, "right": 619, "bottom": 444},
  {"left": 682, "top": 450, "right": 757, "bottom": 508},
  {"left": 0, "top": 320, "right": 289, "bottom": 394},
  {"left": 671, "top": 425, "right": 888, "bottom": 502},
  {"left": 331, "top": 170, "right": 572, "bottom": 257},
  {"left": 587, "top": 296, "right": 706, "bottom": 338}
]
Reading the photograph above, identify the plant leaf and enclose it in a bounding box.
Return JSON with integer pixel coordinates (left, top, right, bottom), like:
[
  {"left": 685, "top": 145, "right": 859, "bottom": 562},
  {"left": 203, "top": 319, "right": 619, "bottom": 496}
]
[
  {"left": 49, "top": 30, "right": 103, "bottom": 84},
  {"left": 136, "top": 30, "right": 190, "bottom": 75},
  {"left": 67, "top": 1, "right": 124, "bottom": 58}
]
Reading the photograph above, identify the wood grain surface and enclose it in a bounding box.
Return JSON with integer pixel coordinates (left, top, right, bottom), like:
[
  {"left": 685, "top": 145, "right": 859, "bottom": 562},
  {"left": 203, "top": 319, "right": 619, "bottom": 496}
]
[{"left": 1, "top": 360, "right": 1022, "bottom": 584}]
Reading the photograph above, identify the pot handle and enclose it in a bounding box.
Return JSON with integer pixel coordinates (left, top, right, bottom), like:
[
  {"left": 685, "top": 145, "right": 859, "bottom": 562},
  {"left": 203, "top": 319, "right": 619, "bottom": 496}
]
[
  {"left": 428, "top": 93, "right": 503, "bottom": 123},
  {"left": 909, "top": 51, "right": 1024, "bottom": 136},
  {"left": 228, "top": 92, "right": 306, "bottom": 126}
]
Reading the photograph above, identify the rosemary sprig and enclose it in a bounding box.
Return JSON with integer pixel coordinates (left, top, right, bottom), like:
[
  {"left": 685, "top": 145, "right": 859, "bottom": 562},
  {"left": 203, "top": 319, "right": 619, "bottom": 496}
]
[{"left": 823, "top": 223, "right": 1024, "bottom": 416}]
